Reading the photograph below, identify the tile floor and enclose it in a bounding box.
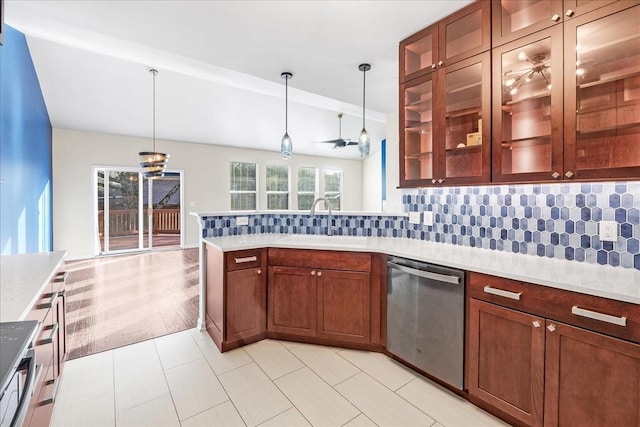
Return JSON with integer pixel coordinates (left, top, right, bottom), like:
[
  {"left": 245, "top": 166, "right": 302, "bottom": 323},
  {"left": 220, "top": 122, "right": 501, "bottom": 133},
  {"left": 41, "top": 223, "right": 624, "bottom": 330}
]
[{"left": 51, "top": 329, "right": 509, "bottom": 427}]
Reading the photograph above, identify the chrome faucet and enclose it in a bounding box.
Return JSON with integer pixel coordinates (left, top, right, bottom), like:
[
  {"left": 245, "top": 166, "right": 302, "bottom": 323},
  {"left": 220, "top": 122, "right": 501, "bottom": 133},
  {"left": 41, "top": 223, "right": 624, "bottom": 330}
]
[{"left": 310, "top": 197, "right": 334, "bottom": 236}]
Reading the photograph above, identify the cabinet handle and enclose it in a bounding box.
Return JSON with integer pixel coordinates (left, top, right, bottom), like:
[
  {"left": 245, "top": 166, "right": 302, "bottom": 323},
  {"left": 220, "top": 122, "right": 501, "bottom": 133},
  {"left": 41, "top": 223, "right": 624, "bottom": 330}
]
[
  {"left": 565, "top": 171, "right": 574, "bottom": 178},
  {"left": 547, "top": 324, "right": 556, "bottom": 332},
  {"left": 571, "top": 306, "right": 627, "bottom": 326},
  {"left": 552, "top": 171, "right": 560, "bottom": 179},
  {"left": 256, "top": 269, "right": 262, "bottom": 275},
  {"left": 431, "top": 179, "right": 437, "bottom": 184},
  {"left": 437, "top": 179, "right": 444, "bottom": 184},
  {"left": 234, "top": 256, "right": 257, "bottom": 264},
  {"left": 551, "top": 14, "right": 561, "bottom": 22},
  {"left": 317, "top": 271, "right": 323, "bottom": 277},
  {"left": 565, "top": 9, "right": 575, "bottom": 17},
  {"left": 532, "top": 320, "right": 541, "bottom": 328},
  {"left": 38, "top": 377, "right": 59, "bottom": 406},
  {"left": 438, "top": 60, "right": 444, "bottom": 66},
  {"left": 431, "top": 64, "right": 437, "bottom": 70},
  {"left": 35, "top": 323, "right": 59, "bottom": 346},
  {"left": 311, "top": 270, "right": 316, "bottom": 276},
  {"left": 483, "top": 285, "right": 522, "bottom": 301},
  {"left": 35, "top": 291, "right": 59, "bottom": 310}
]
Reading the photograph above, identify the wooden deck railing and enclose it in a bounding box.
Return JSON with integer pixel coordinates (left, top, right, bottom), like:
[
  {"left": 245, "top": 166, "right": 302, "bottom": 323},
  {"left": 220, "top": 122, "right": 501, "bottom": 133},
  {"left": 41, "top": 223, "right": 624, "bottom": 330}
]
[{"left": 98, "top": 209, "right": 180, "bottom": 236}]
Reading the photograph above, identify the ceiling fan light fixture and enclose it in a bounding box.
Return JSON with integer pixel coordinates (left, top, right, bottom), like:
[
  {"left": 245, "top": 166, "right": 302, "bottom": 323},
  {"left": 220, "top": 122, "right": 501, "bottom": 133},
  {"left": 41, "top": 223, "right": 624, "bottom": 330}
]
[
  {"left": 358, "top": 63, "right": 371, "bottom": 158},
  {"left": 138, "top": 68, "right": 169, "bottom": 179},
  {"left": 280, "top": 72, "right": 293, "bottom": 160}
]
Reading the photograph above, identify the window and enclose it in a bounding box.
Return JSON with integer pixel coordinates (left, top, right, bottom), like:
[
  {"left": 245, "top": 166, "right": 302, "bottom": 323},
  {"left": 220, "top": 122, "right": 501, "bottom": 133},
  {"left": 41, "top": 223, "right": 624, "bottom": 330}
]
[
  {"left": 324, "top": 168, "right": 342, "bottom": 211},
  {"left": 230, "top": 162, "right": 257, "bottom": 210},
  {"left": 297, "top": 166, "right": 318, "bottom": 210},
  {"left": 266, "top": 165, "right": 289, "bottom": 210}
]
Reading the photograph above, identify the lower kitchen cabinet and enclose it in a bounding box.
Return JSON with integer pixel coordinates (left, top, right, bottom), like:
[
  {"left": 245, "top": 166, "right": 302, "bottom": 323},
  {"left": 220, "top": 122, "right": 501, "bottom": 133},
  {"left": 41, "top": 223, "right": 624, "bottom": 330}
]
[
  {"left": 467, "top": 272, "right": 640, "bottom": 427},
  {"left": 544, "top": 321, "right": 640, "bottom": 427},
  {"left": 226, "top": 267, "right": 266, "bottom": 344},
  {"left": 267, "top": 266, "right": 317, "bottom": 337}
]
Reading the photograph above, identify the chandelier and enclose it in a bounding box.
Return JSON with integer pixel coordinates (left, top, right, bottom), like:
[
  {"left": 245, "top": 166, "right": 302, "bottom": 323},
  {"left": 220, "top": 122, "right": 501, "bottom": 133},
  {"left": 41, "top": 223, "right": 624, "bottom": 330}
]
[{"left": 503, "top": 52, "right": 551, "bottom": 96}]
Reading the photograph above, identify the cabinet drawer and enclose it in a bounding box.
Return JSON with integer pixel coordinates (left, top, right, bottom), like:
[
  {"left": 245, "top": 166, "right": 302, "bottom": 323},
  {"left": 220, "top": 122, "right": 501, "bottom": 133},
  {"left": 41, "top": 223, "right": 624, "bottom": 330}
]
[
  {"left": 225, "top": 249, "right": 262, "bottom": 271},
  {"left": 468, "top": 272, "right": 640, "bottom": 343},
  {"left": 268, "top": 248, "right": 371, "bottom": 272}
]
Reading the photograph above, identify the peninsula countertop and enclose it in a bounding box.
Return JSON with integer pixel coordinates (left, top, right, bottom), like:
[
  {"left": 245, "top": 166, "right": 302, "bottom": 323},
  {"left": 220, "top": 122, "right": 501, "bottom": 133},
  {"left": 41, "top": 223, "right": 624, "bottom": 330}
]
[
  {"left": 203, "top": 234, "right": 640, "bottom": 305},
  {"left": 1, "top": 251, "right": 67, "bottom": 322}
]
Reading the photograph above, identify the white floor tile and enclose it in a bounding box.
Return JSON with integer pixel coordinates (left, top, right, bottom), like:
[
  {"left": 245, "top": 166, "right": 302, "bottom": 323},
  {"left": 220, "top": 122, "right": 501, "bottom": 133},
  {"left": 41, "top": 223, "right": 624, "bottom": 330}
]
[
  {"left": 189, "top": 327, "right": 212, "bottom": 343},
  {"left": 275, "top": 367, "right": 359, "bottom": 426},
  {"left": 279, "top": 340, "right": 302, "bottom": 350},
  {"left": 336, "top": 372, "right": 435, "bottom": 427},
  {"left": 164, "top": 358, "right": 229, "bottom": 421},
  {"left": 259, "top": 408, "right": 310, "bottom": 426},
  {"left": 343, "top": 413, "right": 378, "bottom": 426},
  {"left": 114, "top": 353, "right": 169, "bottom": 412},
  {"left": 338, "top": 349, "right": 416, "bottom": 391},
  {"left": 196, "top": 336, "right": 253, "bottom": 375},
  {"left": 113, "top": 339, "right": 157, "bottom": 365},
  {"left": 218, "top": 363, "right": 292, "bottom": 426},
  {"left": 243, "top": 339, "right": 305, "bottom": 380},
  {"left": 290, "top": 343, "right": 360, "bottom": 386},
  {"left": 115, "top": 394, "right": 180, "bottom": 427},
  {"left": 56, "top": 350, "right": 114, "bottom": 400},
  {"left": 397, "top": 377, "right": 509, "bottom": 427},
  {"left": 181, "top": 401, "right": 246, "bottom": 427},
  {"left": 50, "top": 387, "right": 115, "bottom": 427},
  {"left": 154, "top": 329, "right": 203, "bottom": 370}
]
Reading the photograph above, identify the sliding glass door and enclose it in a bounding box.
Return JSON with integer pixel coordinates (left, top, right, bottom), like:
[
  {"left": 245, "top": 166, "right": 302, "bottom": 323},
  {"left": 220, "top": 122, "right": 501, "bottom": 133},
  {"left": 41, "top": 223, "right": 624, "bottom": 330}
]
[{"left": 95, "top": 167, "right": 182, "bottom": 255}]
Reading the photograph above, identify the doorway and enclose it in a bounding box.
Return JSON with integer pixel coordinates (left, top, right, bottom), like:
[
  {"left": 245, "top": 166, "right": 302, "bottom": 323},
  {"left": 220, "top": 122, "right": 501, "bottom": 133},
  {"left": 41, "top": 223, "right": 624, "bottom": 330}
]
[{"left": 94, "top": 167, "right": 183, "bottom": 255}]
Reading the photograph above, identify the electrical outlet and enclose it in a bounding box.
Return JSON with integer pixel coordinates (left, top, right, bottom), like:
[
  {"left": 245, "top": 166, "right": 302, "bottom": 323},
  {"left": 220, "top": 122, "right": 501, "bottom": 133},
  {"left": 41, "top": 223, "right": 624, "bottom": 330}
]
[
  {"left": 409, "top": 212, "right": 421, "bottom": 224},
  {"left": 599, "top": 221, "right": 617, "bottom": 242},
  {"left": 423, "top": 211, "right": 434, "bottom": 227},
  {"left": 236, "top": 216, "right": 249, "bottom": 226}
]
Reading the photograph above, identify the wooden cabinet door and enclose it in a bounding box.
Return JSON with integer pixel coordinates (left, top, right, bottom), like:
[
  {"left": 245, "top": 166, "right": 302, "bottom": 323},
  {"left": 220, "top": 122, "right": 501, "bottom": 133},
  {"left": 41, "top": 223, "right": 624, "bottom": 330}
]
[
  {"left": 439, "top": 0, "right": 490, "bottom": 65},
  {"left": 226, "top": 267, "right": 266, "bottom": 345},
  {"left": 563, "top": 0, "right": 621, "bottom": 18},
  {"left": 316, "top": 270, "right": 371, "bottom": 344},
  {"left": 468, "top": 299, "right": 545, "bottom": 427},
  {"left": 268, "top": 266, "right": 317, "bottom": 337},
  {"left": 400, "top": 23, "right": 438, "bottom": 83},
  {"left": 544, "top": 321, "right": 640, "bottom": 427},
  {"left": 563, "top": 2, "right": 640, "bottom": 181},
  {"left": 492, "top": 0, "right": 564, "bottom": 48}
]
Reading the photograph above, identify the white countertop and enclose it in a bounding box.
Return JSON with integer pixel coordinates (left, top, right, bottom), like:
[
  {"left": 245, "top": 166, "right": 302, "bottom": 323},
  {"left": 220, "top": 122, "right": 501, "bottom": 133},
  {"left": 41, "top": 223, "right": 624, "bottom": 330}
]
[
  {"left": 190, "top": 210, "right": 408, "bottom": 217},
  {"left": 1, "top": 251, "right": 67, "bottom": 322},
  {"left": 203, "top": 234, "right": 640, "bottom": 305}
]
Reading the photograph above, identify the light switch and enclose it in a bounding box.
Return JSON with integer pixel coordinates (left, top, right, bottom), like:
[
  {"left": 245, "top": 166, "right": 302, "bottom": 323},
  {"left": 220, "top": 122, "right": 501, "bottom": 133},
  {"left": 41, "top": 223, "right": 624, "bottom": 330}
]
[
  {"left": 409, "top": 212, "right": 421, "bottom": 224},
  {"left": 236, "top": 216, "right": 249, "bottom": 226},
  {"left": 423, "top": 211, "right": 434, "bottom": 227}
]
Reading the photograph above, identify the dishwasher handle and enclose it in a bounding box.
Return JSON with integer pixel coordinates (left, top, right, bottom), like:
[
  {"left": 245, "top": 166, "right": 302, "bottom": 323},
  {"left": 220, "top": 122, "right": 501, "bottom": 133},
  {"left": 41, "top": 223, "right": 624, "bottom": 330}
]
[{"left": 388, "top": 262, "right": 460, "bottom": 285}]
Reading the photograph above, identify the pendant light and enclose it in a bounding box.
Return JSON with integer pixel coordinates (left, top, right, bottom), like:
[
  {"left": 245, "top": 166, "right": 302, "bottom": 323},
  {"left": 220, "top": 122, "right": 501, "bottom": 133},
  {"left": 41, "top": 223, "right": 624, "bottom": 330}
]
[
  {"left": 358, "top": 63, "right": 371, "bottom": 158},
  {"left": 280, "top": 72, "right": 293, "bottom": 160},
  {"left": 139, "top": 68, "right": 169, "bottom": 179}
]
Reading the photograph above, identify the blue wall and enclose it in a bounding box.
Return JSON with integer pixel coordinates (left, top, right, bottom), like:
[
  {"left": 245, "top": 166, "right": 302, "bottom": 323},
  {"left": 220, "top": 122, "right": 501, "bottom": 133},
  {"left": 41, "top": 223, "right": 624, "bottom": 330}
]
[{"left": 0, "top": 25, "right": 53, "bottom": 254}]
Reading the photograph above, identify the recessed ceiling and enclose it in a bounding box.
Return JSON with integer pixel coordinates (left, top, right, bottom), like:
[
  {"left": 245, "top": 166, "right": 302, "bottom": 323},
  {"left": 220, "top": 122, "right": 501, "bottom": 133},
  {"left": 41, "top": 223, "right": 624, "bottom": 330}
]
[{"left": 6, "top": 0, "right": 472, "bottom": 159}]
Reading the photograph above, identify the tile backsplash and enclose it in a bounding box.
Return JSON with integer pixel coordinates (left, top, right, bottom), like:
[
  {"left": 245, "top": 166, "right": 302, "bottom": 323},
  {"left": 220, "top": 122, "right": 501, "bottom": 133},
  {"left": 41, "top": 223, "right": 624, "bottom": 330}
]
[{"left": 201, "top": 181, "right": 639, "bottom": 271}]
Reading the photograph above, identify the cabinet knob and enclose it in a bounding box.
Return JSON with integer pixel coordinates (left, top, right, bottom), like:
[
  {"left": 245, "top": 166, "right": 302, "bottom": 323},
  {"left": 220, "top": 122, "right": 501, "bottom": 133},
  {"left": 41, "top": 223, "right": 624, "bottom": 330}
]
[
  {"left": 311, "top": 270, "right": 316, "bottom": 276},
  {"left": 256, "top": 268, "right": 262, "bottom": 275},
  {"left": 437, "top": 179, "right": 444, "bottom": 184},
  {"left": 565, "top": 171, "right": 574, "bottom": 178},
  {"left": 552, "top": 172, "right": 560, "bottom": 179},
  {"left": 547, "top": 324, "right": 556, "bottom": 332},
  {"left": 565, "top": 9, "right": 575, "bottom": 17},
  {"left": 432, "top": 179, "right": 437, "bottom": 184},
  {"left": 551, "top": 14, "right": 561, "bottom": 22},
  {"left": 317, "top": 271, "right": 323, "bottom": 277},
  {"left": 532, "top": 320, "right": 541, "bottom": 328},
  {"left": 438, "top": 60, "right": 444, "bottom": 67},
  {"left": 431, "top": 64, "right": 437, "bottom": 70}
]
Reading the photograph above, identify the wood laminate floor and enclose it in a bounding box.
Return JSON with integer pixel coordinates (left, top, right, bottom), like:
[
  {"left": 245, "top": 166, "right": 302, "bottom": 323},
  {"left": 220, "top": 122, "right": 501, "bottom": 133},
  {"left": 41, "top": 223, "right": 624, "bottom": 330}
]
[{"left": 64, "top": 248, "right": 199, "bottom": 360}]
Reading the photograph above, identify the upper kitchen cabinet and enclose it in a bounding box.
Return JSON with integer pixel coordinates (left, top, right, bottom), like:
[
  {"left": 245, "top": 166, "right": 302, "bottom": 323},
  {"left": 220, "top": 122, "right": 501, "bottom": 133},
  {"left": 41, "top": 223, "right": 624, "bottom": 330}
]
[
  {"left": 400, "top": 0, "right": 490, "bottom": 83},
  {"left": 563, "top": 2, "right": 640, "bottom": 180},
  {"left": 401, "top": 52, "right": 491, "bottom": 187},
  {"left": 492, "top": 0, "right": 564, "bottom": 47},
  {"left": 492, "top": 26, "right": 564, "bottom": 183}
]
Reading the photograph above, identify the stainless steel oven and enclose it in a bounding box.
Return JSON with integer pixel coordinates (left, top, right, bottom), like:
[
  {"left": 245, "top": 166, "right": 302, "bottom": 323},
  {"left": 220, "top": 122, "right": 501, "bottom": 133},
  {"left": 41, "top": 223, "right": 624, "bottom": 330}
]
[{"left": 0, "top": 321, "right": 38, "bottom": 427}]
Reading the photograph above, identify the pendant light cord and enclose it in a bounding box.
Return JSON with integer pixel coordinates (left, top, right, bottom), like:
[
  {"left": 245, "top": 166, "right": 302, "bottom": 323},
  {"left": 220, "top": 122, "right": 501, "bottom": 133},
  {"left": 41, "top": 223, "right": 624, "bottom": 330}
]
[
  {"left": 362, "top": 68, "right": 366, "bottom": 129},
  {"left": 285, "top": 76, "right": 288, "bottom": 133}
]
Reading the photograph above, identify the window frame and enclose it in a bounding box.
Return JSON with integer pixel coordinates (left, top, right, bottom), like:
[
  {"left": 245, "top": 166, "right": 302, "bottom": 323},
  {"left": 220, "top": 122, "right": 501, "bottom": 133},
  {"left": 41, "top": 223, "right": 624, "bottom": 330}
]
[
  {"left": 265, "top": 164, "right": 290, "bottom": 210},
  {"left": 229, "top": 161, "right": 258, "bottom": 211}
]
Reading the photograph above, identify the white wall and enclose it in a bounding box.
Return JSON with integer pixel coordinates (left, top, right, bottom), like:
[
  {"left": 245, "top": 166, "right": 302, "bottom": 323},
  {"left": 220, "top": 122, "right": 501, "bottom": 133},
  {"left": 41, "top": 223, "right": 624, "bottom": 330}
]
[
  {"left": 362, "top": 149, "right": 382, "bottom": 211},
  {"left": 53, "top": 128, "right": 363, "bottom": 259},
  {"left": 383, "top": 110, "right": 402, "bottom": 212}
]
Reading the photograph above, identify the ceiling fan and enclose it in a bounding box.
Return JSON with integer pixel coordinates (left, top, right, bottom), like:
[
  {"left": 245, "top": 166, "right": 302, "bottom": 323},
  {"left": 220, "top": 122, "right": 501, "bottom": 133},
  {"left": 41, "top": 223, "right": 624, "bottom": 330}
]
[{"left": 313, "top": 113, "right": 358, "bottom": 149}]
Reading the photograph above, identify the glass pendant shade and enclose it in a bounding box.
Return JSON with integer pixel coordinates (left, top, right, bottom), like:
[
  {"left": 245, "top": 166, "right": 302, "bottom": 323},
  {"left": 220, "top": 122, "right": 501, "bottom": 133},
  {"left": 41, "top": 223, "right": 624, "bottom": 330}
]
[
  {"left": 138, "top": 68, "right": 169, "bottom": 179},
  {"left": 358, "top": 128, "right": 370, "bottom": 158},
  {"left": 281, "top": 132, "right": 292, "bottom": 160}
]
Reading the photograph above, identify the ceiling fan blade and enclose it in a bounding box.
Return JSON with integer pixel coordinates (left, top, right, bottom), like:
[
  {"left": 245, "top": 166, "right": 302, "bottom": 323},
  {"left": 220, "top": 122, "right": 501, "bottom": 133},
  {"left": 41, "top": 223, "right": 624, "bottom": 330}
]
[
  {"left": 346, "top": 141, "right": 358, "bottom": 146},
  {"left": 312, "top": 139, "right": 346, "bottom": 145}
]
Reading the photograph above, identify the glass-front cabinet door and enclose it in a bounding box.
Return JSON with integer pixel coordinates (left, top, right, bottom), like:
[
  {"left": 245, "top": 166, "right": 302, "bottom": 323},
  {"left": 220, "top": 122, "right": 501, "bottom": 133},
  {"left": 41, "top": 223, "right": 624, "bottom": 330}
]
[
  {"left": 400, "top": 24, "right": 437, "bottom": 83},
  {"left": 564, "top": 2, "right": 640, "bottom": 180},
  {"left": 443, "top": 53, "right": 491, "bottom": 185},
  {"left": 439, "top": 0, "right": 491, "bottom": 66},
  {"left": 492, "top": 0, "right": 564, "bottom": 47},
  {"left": 492, "top": 26, "right": 564, "bottom": 183},
  {"left": 400, "top": 73, "right": 435, "bottom": 186}
]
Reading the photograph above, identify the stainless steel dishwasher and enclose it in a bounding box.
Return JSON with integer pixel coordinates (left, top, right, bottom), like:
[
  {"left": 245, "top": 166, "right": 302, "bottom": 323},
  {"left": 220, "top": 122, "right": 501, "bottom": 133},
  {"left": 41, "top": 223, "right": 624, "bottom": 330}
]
[{"left": 387, "top": 256, "right": 465, "bottom": 390}]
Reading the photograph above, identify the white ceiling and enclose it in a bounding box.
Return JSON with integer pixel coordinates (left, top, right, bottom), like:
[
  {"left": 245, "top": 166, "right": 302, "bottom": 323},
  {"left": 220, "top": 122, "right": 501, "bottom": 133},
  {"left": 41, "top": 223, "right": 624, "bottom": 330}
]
[{"left": 6, "top": 0, "right": 472, "bottom": 159}]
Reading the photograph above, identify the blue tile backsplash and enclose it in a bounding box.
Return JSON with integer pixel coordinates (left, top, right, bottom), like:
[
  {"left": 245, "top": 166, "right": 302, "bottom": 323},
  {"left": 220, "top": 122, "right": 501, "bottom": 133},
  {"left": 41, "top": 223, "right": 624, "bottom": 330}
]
[{"left": 201, "top": 181, "right": 640, "bottom": 271}]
